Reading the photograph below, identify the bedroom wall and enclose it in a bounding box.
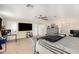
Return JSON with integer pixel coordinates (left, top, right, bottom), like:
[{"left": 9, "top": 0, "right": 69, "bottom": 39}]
[
  {"left": 2, "top": 17, "right": 48, "bottom": 40},
  {"left": 3, "top": 19, "right": 29, "bottom": 39},
  {"left": 53, "top": 17, "right": 79, "bottom": 36},
  {"left": 4, "top": 17, "right": 79, "bottom": 39}
]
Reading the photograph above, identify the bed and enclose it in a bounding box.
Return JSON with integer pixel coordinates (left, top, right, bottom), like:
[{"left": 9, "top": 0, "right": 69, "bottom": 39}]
[{"left": 35, "top": 36, "right": 79, "bottom": 54}]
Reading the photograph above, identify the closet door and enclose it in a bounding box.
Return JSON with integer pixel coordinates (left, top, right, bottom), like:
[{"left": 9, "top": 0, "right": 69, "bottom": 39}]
[{"left": 0, "top": 18, "right": 2, "bottom": 30}]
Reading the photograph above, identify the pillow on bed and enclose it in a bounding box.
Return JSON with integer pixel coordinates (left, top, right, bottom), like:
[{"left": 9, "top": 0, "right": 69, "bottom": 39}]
[{"left": 38, "top": 35, "right": 64, "bottom": 42}]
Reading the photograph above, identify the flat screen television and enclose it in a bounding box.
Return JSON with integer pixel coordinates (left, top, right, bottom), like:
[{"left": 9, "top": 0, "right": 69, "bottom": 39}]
[{"left": 18, "top": 23, "right": 32, "bottom": 31}]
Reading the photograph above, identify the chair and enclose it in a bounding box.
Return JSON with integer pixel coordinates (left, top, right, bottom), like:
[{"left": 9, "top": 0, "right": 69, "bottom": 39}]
[{"left": 0, "top": 38, "right": 7, "bottom": 53}]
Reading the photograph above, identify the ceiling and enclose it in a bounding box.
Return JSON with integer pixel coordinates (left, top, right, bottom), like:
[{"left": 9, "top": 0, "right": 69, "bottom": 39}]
[{"left": 0, "top": 4, "right": 79, "bottom": 21}]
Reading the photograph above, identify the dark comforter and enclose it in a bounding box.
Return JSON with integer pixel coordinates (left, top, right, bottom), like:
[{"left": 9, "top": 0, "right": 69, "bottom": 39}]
[{"left": 37, "top": 35, "right": 64, "bottom": 42}]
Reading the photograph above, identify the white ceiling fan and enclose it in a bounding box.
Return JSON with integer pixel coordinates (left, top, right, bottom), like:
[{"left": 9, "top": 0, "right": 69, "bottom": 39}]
[
  {"left": 26, "top": 4, "right": 34, "bottom": 8},
  {"left": 35, "top": 15, "right": 48, "bottom": 21}
]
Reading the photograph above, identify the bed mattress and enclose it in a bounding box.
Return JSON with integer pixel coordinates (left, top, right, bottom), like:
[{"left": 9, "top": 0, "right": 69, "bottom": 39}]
[{"left": 36, "top": 36, "right": 79, "bottom": 54}]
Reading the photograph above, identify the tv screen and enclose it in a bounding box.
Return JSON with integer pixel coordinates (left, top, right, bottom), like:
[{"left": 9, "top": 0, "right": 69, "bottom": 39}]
[{"left": 18, "top": 23, "right": 32, "bottom": 31}]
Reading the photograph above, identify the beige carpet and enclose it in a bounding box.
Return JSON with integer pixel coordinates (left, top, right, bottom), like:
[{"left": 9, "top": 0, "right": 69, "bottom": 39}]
[{"left": 1, "top": 38, "right": 33, "bottom": 54}]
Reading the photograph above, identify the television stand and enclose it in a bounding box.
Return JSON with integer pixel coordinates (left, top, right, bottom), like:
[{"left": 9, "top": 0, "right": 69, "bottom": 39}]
[{"left": 7, "top": 34, "right": 17, "bottom": 42}]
